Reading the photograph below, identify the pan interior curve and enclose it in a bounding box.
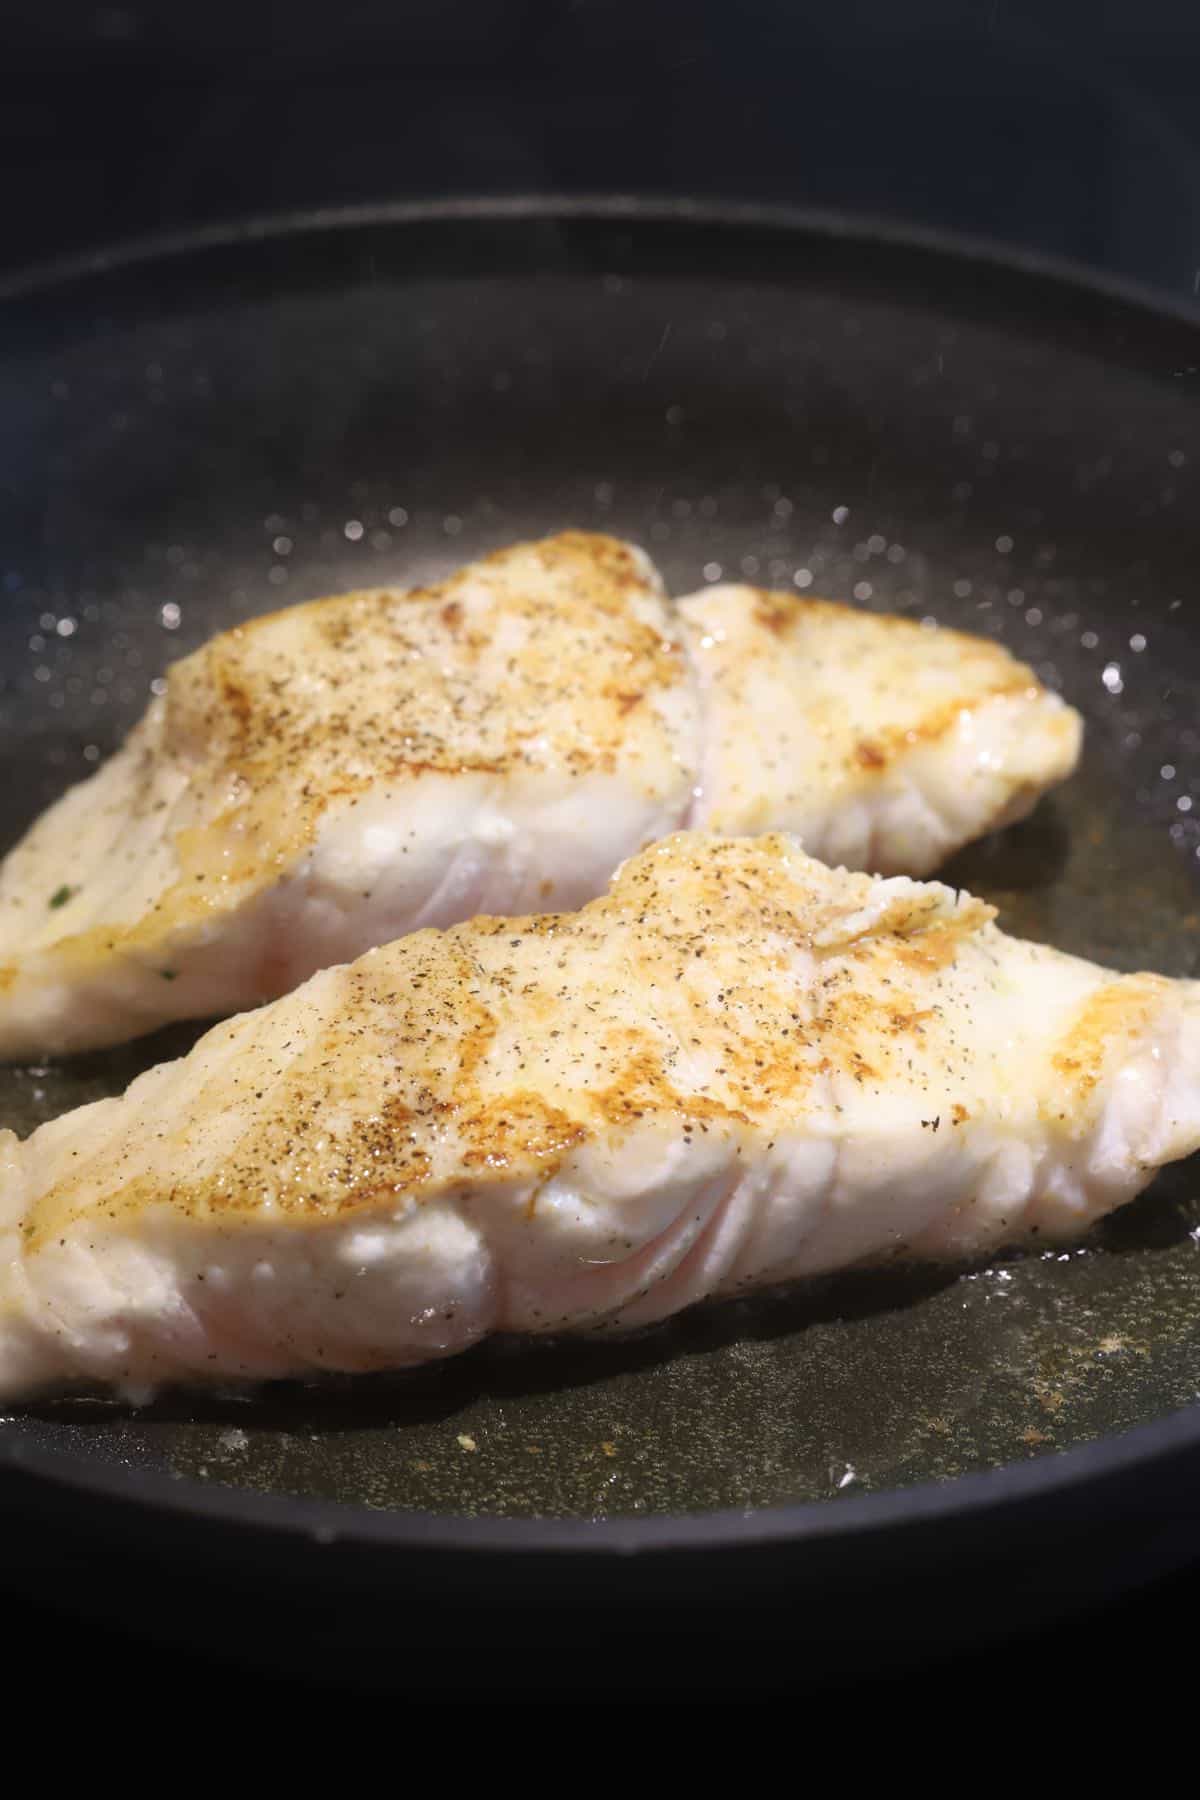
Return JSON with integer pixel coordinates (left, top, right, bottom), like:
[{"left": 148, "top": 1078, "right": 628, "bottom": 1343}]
[{"left": 1, "top": 209, "right": 1199, "bottom": 1522}]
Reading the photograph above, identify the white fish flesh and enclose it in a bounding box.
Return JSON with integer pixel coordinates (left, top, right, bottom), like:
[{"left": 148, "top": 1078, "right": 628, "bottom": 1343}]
[
  {"left": 0, "top": 533, "right": 1081, "bottom": 1056},
  {"left": 0, "top": 832, "right": 1192, "bottom": 1401}
]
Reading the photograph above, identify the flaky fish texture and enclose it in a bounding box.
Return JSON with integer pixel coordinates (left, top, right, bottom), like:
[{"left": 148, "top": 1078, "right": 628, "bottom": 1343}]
[
  {"left": 0, "top": 532, "right": 1080, "bottom": 1056},
  {"left": 1, "top": 833, "right": 1195, "bottom": 1401}
]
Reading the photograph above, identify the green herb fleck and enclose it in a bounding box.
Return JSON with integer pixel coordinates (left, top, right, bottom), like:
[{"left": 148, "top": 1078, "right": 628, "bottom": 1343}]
[
  {"left": 159, "top": 969, "right": 178, "bottom": 981},
  {"left": 49, "top": 885, "right": 75, "bottom": 909}
]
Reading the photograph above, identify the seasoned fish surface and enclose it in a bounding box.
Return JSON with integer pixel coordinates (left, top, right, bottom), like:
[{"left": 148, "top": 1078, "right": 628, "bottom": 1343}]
[
  {"left": 0, "top": 534, "right": 698, "bottom": 1056},
  {"left": 1, "top": 833, "right": 1194, "bottom": 1400},
  {"left": 679, "top": 584, "right": 1080, "bottom": 874},
  {"left": 0, "top": 535, "right": 1080, "bottom": 1056}
]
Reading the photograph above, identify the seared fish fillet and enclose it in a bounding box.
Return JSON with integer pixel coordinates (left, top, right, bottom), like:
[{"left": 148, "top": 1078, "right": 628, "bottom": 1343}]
[
  {"left": 1, "top": 833, "right": 1195, "bottom": 1401},
  {"left": 0, "top": 532, "right": 1080, "bottom": 1056},
  {"left": 678, "top": 584, "right": 1080, "bottom": 875}
]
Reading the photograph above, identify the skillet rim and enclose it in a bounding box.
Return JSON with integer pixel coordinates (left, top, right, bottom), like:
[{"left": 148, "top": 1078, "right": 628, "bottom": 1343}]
[
  {"left": 1, "top": 192, "right": 1198, "bottom": 1556},
  {"left": 1, "top": 189, "right": 1199, "bottom": 332}
]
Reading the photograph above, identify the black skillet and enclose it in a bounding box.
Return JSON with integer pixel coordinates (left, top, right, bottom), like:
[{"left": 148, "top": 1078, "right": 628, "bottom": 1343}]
[{"left": 2, "top": 199, "right": 1200, "bottom": 1682}]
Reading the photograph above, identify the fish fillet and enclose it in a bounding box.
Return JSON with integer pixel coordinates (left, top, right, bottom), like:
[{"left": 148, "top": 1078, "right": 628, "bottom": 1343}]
[
  {"left": 0, "top": 532, "right": 1081, "bottom": 1056},
  {"left": 678, "top": 584, "right": 1080, "bottom": 874},
  {"left": 1, "top": 832, "right": 1194, "bottom": 1401}
]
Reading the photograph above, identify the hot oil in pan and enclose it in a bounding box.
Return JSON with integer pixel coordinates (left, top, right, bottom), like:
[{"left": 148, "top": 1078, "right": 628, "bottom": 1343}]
[{"left": 2, "top": 217, "right": 1200, "bottom": 1516}]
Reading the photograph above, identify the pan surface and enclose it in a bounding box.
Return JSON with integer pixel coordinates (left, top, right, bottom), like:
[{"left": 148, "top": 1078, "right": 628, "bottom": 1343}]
[{"left": 1, "top": 201, "right": 1200, "bottom": 1545}]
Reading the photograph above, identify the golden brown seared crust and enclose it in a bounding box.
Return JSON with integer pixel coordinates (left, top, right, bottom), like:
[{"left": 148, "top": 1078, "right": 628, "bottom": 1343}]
[
  {"left": 680, "top": 585, "right": 1082, "bottom": 853},
  {"left": 751, "top": 590, "right": 1027, "bottom": 661},
  {"left": 161, "top": 530, "right": 688, "bottom": 874},
  {"left": 24, "top": 834, "right": 1043, "bottom": 1249},
  {"left": 751, "top": 591, "right": 1004, "bottom": 636},
  {"left": 852, "top": 684, "right": 1072, "bottom": 781},
  {"left": 1049, "top": 973, "right": 1174, "bottom": 1116},
  {"left": 752, "top": 591, "right": 1048, "bottom": 774},
  {"left": 21, "top": 832, "right": 1182, "bottom": 1254},
  {"left": 0, "top": 554, "right": 1083, "bottom": 1032},
  {"left": 0, "top": 532, "right": 692, "bottom": 977}
]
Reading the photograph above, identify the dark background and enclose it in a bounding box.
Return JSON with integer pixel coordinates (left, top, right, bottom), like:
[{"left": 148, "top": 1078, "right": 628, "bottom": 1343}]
[
  {"left": 2, "top": 0, "right": 1200, "bottom": 308},
  {"left": 3, "top": 0, "right": 1200, "bottom": 1702}
]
